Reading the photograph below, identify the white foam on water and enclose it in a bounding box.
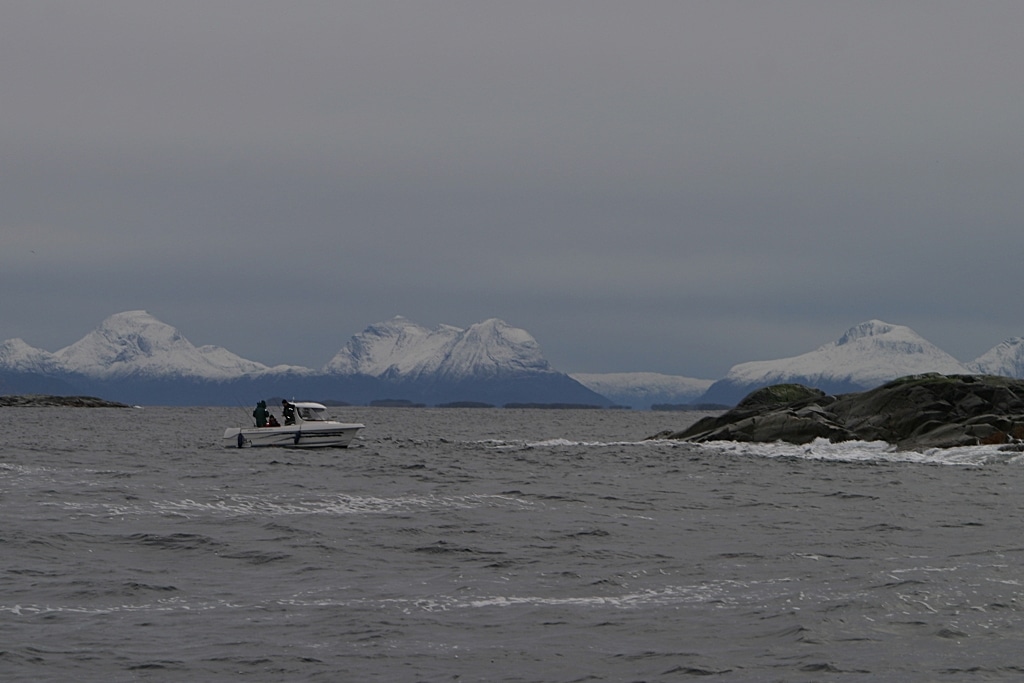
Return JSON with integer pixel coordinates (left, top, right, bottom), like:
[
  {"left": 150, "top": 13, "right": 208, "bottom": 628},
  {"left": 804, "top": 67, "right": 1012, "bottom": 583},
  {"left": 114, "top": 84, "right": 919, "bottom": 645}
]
[
  {"left": 255, "top": 576, "right": 802, "bottom": 615},
  {"left": 386, "top": 576, "right": 803, "bottom": 613},
  {"left": 0, "top": 596, "right": 218, "bottom": 617},
  {"left": 0, "top": 462, "right": 59, "bottom": 477},
  {"left": 668, "top": 437, "right": 1024, "bottom": 466},
  {"left": 528, "top": 438, "right": 660, "bottom": 448},
  {"left": 485, "top": 438, "right": 672, "bottom": 450},
  {"left": 151, "top": 492, "right": 533, "bottom": 518},
  {"left": 48, "top": 492, "right": 533, "bottom": 519},
  {"left": 484, "top": 434, "right": 1024, "bottom": 467},
  {"left": 0, "top": 579, "right": 752, "bottom": 619}
]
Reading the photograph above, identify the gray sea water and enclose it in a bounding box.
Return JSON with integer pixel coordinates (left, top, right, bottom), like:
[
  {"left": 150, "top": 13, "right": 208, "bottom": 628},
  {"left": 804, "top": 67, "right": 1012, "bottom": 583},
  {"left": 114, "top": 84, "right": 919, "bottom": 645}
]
[{"left": 4, "top": 405, "right": 1024, "bottom": 682}]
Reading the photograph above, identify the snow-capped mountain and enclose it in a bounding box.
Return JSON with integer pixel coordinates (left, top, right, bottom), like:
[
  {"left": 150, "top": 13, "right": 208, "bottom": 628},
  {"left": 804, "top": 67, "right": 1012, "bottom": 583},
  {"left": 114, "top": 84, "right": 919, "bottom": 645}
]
[
  {"left": 322, "top": 316, "right": 604, "bottom": 406},
  {"left": 0, "top": 311, "right": 607, "bottom": 406},
  {"left": 968, "top": 338, "right": 1024, "bottom": 378},
  {"left": 0, "top": 338, "right": 79, "bottom": 394},
  {"left": 54, "top": 311, "right": 297, "bottom": 380},
  {"left": 323, "top": 317, "right": 462, "bottom": 377},
  {"left": 571, "top": 372, "right": 714, "bottom": 409},
  {"left": 700, "top": 320, "right": 970, "bottom": 405},
  {"left": 0, "top": 338, "right": 62, "bottom": 373},
  {"left": 324, "top": 316, "right": 554, "bottom": 380},
  {"left": 9, "top": 311, "right": 1024, "bottom": 408},
  {"left": 437, "top": 318, "right": 553, "bottom": 380}
]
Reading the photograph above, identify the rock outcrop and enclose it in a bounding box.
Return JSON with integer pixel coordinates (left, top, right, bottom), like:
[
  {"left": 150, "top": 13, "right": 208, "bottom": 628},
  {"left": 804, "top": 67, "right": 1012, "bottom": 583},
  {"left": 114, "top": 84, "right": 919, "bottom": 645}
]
[
  {"left": 0, "top": 394, "right": 131, "bottom": 408},
  {"left": 651, "top": 374, "right": 1024, "bottom": 451}
]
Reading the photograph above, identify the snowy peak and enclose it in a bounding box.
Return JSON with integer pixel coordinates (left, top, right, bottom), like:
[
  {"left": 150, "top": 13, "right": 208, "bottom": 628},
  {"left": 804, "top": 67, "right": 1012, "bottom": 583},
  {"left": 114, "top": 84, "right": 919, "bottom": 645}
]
[
  {"left": 324, "top": 317, "right": 552, "bottom": 380},
  {"left": 832, "top": 319, "right": 933, "bottom": 358},
  {"left": 54, "top": 310, "right": 272, "bottom": 379},
  {"left": 969, "top": 338, "right": 1024, "bottom": 378},
  {"left": 323, "top": 316, "right": 460, "bottom": 376},
  {"left": 724, "top": 320, "right": 969, "bottom": 388},
  {"left": 835, "top": 319, "right": 897, "bottom": 345},
  {"left": 439, "top": 319, "right": 550, "bottom": 379},
  {"left": 0, "top": 338, "right": 62, "bottom": 373}
]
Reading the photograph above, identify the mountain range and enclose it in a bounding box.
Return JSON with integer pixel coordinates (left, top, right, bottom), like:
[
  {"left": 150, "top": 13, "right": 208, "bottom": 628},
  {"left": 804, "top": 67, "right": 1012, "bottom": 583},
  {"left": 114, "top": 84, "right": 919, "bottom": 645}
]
[
  {"left": 2, "top": 312, "right": 1024, "bottom": 407},
  {"left": 0, "top": 311, "right": 608, "bottom": 406}
]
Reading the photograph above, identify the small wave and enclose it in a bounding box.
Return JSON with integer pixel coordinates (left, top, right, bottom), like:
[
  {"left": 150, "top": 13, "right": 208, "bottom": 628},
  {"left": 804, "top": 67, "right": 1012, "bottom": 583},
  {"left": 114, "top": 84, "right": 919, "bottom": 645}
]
[
  {"left": 0, "top": 462, "right": 59, "bottom": 477},
  {"left": 153, "top": 492, "right": 533, "bottom": 518},
  {"left": 391, "top": 576, "right": 801, "bottom": 613},
  {"left": 127, "top": 532, "right": 223, "bottom": 550},
  {"left": 417, "top": 584, "right": 748, "bottom": 611},
  {"left": 1, "top": 596, "right": 220, "bottom": 617},
  {"left": 49, "top": 492, "right": 532, "bottom": 520},
  {"left": 1, "top": 575, "right": 799, "bottom": 621}
]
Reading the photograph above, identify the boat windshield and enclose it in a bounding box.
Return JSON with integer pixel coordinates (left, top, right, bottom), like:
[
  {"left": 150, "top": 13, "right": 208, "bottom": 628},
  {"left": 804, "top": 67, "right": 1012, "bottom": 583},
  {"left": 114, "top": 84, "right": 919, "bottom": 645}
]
[{"left": 297, "top": 406, "right": 329, "bottom": 421}]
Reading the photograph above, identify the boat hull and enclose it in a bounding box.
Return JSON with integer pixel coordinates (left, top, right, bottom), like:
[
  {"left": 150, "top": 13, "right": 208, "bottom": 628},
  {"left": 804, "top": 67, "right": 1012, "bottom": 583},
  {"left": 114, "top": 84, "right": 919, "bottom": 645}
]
[{"left": 223, "top": 423, "right": 363, "bottom": 449}]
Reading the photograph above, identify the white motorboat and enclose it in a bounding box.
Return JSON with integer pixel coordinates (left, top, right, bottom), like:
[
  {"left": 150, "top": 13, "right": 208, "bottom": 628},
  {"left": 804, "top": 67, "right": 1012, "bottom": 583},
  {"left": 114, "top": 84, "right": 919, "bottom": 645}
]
[{"left": 224, "top": 401, "right": 364, "bottom": 449}]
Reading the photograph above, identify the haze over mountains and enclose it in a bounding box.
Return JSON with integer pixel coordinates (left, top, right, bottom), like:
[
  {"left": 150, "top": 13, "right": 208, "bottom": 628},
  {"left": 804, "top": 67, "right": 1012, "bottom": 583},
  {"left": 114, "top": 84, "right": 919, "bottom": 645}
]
[
  {"left": 569, "top": 373, "right": 714, "bottom": 410},
  {"left": 2, "top": 312, "right": 1024, "bottom": 407}
]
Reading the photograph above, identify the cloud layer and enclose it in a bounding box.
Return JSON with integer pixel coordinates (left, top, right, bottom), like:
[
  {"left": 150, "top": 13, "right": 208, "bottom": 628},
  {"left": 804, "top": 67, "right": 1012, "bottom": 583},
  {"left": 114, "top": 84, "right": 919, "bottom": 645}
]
[{"left": 3, "top": 2, "right": 1023, "bottom": 376}]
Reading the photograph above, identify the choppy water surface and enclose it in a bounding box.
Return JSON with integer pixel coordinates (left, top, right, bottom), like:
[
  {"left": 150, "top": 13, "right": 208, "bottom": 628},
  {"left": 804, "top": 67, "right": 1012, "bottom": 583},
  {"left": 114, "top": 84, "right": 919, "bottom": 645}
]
[{"left": 4, "top": 406, "right": 1024, "bottom": 682}]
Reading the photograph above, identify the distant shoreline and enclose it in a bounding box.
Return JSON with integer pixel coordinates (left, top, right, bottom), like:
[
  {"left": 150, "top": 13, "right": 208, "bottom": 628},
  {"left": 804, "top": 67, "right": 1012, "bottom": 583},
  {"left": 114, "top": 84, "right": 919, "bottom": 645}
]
[{"left": 0, "top": 395, "right": 132, "bottom": 408}]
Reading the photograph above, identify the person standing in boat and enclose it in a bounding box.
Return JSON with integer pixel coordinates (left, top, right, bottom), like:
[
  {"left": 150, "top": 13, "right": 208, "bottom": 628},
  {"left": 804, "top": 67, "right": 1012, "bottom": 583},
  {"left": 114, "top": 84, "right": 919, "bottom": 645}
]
[
  {"left": 253, "top": 400, "right": 269, "bottom": 428},
  {"left": 282, "top": 399, "right": 296, "bottom": 425}
]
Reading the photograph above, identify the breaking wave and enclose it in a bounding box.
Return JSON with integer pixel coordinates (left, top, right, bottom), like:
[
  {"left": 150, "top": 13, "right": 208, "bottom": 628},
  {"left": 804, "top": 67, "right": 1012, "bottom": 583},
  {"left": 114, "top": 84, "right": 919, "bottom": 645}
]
[
  {"left": 692, "top": 437, "right": 1024, "bottom": 466},
  {"left": 55, "top": 493, "right": 533, "bottom": 519},
  {"left": 482, "top": 435, "right": 1024, "bottom": 467}
]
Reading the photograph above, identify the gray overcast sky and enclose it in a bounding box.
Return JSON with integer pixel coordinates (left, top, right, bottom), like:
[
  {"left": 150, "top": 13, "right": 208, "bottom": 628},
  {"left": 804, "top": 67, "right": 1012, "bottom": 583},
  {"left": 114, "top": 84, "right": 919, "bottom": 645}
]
[{"left": 3, "top": 1, "right": 1023, "bottom": 378}]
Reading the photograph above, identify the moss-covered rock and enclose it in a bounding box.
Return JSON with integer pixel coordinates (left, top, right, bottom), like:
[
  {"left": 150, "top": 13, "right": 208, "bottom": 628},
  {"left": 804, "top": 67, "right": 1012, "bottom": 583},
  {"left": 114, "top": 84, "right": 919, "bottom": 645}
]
[{"left": 734, "top": 383, "right": 827, "bottom": 410}]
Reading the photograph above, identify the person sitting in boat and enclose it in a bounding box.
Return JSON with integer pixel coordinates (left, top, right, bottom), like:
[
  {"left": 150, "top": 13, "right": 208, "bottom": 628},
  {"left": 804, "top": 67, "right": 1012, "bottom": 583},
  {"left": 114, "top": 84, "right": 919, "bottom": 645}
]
[
  {"left": 253, "top": 400, "right": 269, "bottom": 428},
  {"left": 282, "top": 399, "right": 296, "bottom": 425},
  {"left": 266, "top": 413, "right": 280, "bottom": 428}
]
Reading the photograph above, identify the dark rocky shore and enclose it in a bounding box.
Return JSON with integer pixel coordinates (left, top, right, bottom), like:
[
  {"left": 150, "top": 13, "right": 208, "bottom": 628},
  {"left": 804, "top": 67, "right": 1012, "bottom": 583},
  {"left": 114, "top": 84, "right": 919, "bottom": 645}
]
[
  {"left": 0, "top": 394, "right": 132, "bottom": 408},
  {"left": 651, "top": 374, "right": 1024, "bottom": 451}
]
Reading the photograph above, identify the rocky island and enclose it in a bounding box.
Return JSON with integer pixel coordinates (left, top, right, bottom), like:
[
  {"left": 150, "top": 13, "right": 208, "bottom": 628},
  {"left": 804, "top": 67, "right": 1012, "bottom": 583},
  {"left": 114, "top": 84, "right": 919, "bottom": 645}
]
[
  {"left": 0, "top": 394, "right": 131, "bottom": 408},
  {"left": 650, "top": 374, "right": 1024, "bottom": 451}
]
